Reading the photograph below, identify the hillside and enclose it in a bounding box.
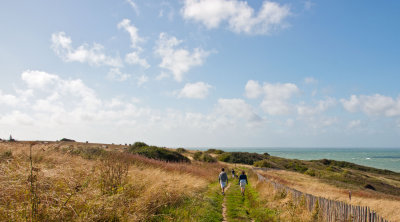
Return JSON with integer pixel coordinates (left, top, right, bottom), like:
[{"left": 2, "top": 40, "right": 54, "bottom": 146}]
[{"left": 1, "top": 141, "right": 399, "bottom": 221}]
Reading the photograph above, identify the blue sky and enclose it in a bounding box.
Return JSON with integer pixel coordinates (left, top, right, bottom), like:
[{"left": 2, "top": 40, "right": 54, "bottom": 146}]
[{"left": 1, "top": 0, "right": 400, "bottom": 147}]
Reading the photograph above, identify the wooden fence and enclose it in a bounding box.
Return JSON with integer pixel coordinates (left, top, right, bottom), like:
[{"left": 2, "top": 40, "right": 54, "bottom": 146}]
[{"left": 254, "top": 168, "right": 391, "bottom": 222}]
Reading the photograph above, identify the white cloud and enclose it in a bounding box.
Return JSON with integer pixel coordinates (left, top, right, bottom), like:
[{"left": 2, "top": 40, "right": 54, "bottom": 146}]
[
  {"left": 155, "top": 32, "right": 211, "bottom": 82},
  {"left": 215, "top": 98, "right": 264, "bottom": 127},
  {"left": 118, "top": 19, "right": 150, "bottom": 69},
  {"left": 125, "top": 52, "right": 150, "bottom": 68},
  {"left": 155, "top": 72, "right": 170, "bottom": 81},
  {"left": 182, "top": 0, "right": 291, "bottom": 35},
  {"left": 347, "top": 120, "right": 361, "bottom": 129},
  {"left": 51, "top": 32, "right": 122, "bottom": 67},
  {"left": 178, "top": 82, "right": 212, "bottom": 99},
  {"left": 297, "top": 97, "right": 336, "bottom": 116},
  {"left": 304, "top": 77, "right": 318, "bottom": 84},
  {"left": 126, "top": 0, "right": 139, "bottom": 15},
  {"left": 137, "top": 75, "right": 149, "bottom": 86},
  {"left": 0, "top": 90, "right": 19, "bottom": 106},
  {"left": 260, "top": 82, "right": 299, "bottom": 115},
  {"left": 245, "top": 80, "right": 262, "bottom": 99},
  {"left": 341, "top": 94, "right": 400, "bottom": 117},
  {"left": 117, "top": 19, "right": 143, "bottom": 49},
  {"left": 107, "top": 68, "right": 131, "bottom": 81}
]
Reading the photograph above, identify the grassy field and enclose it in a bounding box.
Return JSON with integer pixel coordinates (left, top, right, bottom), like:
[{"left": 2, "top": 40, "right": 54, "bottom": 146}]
[
  {"left": 0, "top": 141, "right": 223, "bottom": 221},
  {"left": 255, "top": 169, "right": 400, "bottom": 221},
  {"left": 1, "top": 141, "right": 399, "bottom": 221}
]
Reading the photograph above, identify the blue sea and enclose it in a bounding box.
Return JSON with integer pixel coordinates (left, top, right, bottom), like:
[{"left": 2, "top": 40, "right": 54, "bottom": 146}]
[{"left": 192, "top": 147, "right": 400, "bottom": 172}]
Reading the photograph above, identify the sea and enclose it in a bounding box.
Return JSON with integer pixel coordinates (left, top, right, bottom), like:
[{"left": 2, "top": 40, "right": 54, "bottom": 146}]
[{"left": 192, "top": 147, "right": 400, "bottom": 173}]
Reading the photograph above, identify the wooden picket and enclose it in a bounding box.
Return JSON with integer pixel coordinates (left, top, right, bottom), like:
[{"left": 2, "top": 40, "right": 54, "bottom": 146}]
[{"left": 254, "top": 168, "right": 391, "bottom": 222}]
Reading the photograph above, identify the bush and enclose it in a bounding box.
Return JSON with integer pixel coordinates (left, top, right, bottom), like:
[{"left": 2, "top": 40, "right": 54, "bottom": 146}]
[
  {"left": 131, "top": 142, "right": 148, "bottom": 148},
  {"left": 254, "top": 159, "right": 273, "bottom": 168},
  {"left": 60, "top": 138, "right": 75, "bottom": 142},
  {"left": 128, "top": 145, "right": 190, "bottom": 163},
  {"left": 193, "top": 151, "right": 203, "bottom": 160},
  {"left": 176, "top": 148, "right": 186, "bottom": 153},
  {"left": 304, "top": 169, "right": 316, "bottom": 177},
  {"left": 193, "top": 152, "right": 217, "bottom": 163},
  {"left": 205, "top": 149, "right": 224, "bottom": 154},
  {"left": 218, "top": 152, "right": 265, "bottom": 165}
]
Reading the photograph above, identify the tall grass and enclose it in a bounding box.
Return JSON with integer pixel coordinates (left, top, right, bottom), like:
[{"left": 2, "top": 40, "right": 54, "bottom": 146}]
[{"left": 0, "top": 142, "right": 224, "bottom": 221}]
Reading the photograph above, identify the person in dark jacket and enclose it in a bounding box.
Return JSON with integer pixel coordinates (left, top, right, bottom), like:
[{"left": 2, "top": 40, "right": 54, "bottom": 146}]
[
  {"left": 238, "top": 171, "right": 248, "bottom": 196},
  {"left": 218, "top": 168, "right": 228, "bottom": 195}
]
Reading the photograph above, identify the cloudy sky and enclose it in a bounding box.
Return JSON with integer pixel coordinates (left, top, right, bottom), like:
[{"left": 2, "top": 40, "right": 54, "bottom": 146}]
[{"left": 1, "top": 0, "right": 400, "bottom": 147}]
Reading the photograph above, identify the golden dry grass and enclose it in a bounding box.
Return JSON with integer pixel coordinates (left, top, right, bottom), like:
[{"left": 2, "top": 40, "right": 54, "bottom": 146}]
[
  {"left": 256, "top": 169, "right": 400, "bottom": 222},
  {"left": 0, "top": 142, "right": 223, "bottom": 221}
]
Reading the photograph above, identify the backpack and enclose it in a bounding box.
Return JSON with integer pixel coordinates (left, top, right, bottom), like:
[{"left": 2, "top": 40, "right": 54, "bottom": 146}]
[{"left": 219, "top": 172, "right": 228, "bottom": 182}]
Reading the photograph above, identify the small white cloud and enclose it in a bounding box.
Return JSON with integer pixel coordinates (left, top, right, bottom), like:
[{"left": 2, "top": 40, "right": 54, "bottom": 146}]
[
  {"left": 107, "top": 68, "right": 131, "bottom": 81},
  {"left": 260, "top": 82, "right": 299, "bottom": 115},
  {"left": 126, "top": 0, "right": 139, "bottom": 15},
  {"left": 341, "top": 94, "right": 400, "bottom": 117},
  {"left": 181, "top": 0, "right": 291, "bottom": 35},
  {"left": 117, "top": 19, "right": 143, "bottom": 49},
  {"left": 304, "top": 77, "right": 318, "bottom": 84},
  {"left": 245, "top": 80, "right": 262, "bottom": 99},
  {"left": 155, "top": 72, "right": 170, "bottom": 81},
  {"left": 155, "top": 32, "right": 211, "bottom": 82},
  {"left": 118, "top": 19, "right": 150, "bottom": 69},
  {"left": 125, "top": 52, "right": 150, "bottom": 69},
  {"left": 297, "top": 97, "right": 336, "bottom": 116},
  {"left": 137, "top": 75, "right": 149, "bottom": 86},
  {"left": 347, "top": 120, "right": 361, "bottom": 128},
  {"left": 51, "top": 32, "right": 122, "bottom": 67},
  {"left": 178, "top": 82, "right": 212, "bottom": 99}
]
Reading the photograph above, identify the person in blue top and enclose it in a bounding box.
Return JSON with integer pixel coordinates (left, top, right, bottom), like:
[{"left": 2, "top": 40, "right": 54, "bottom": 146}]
[{"left": 238, "top": 171, "right": 248, "bottom": 196}]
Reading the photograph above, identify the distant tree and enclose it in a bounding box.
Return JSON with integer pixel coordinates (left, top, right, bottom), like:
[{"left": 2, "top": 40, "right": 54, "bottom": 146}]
[{"left": 9, "top": 135, "right": 16, "bottom": 142}]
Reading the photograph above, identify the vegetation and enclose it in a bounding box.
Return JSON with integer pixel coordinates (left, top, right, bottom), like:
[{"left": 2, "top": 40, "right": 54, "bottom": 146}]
[
  {"left": 205, "top": 148, "right": 225, "bottom": 154},
  {"left": 60, "top": 138, "right": 75, "bottom": 142},
  {"left": 176, "top": 148, "right": 186, "bottom": 153},
  {"left": 0, "top": 141, "right": 223, "bottom": 221},
  {"left": 225, "top": 169, "right": 277, "bottom": 222},
  {"left": 218, "top": 152, "right": 266, "bottom": 165},
  {"left": 127, "top": 143, "right": 190, "bottom": 162},
  {"left": 193, "top": 151, "right": 217, "bottom": 163}
]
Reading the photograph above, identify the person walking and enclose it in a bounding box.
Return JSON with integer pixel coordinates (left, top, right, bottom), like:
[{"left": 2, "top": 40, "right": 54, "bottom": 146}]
[
  {"left": 219, "top": 168, "right": 228, "bottom": 195},
  {"left": 238, "top": 171, "right": 248, "bottom": 196},
  {"left": 231, "top": 169, "right": 236, "bottom": 178}
]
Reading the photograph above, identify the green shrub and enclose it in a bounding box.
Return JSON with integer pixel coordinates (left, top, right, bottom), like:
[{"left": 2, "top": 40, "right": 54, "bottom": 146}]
[
  {"left": 254, "top": 159, "right": 273, "bottom": 168},
  {"left": 176, "top": 148, "right": 186, "bottom": 153},
  {"left": 128, "top": 145, "right": 190, "bottom": 163},
  {"left": 205, "top": 149, "right": 224, "bottom": 154},
  {"left": 60, "top": 138, "right": 75, "bottom": 142},
  {"left": 193, "top": 151, "right": 203, "bottom": 160},
  {"left": 68, "top": 147, "right": 106, "bottom": 160},
  {"left": 217, "top": 153, "right": 232, "bottom": 162},
  {"left": 131, "top": 142, "right": 148, "bottom": 148},
  {"left": 201, "top": 153, "right": 217, "bottom": 163},
  {"left": 193, "top": 152, "right": 217, "bottom": 162},
  {"left": 304, "top": 169, "right": 316, "bottom": 177},
  {"left": 217, "top": 152, "right": 265, "bottom": 165}
]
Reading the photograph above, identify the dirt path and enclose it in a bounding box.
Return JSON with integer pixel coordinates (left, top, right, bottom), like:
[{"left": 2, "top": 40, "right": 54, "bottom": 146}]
[{"left": 222, "top": 183, "right": 231, "bottom": 222}]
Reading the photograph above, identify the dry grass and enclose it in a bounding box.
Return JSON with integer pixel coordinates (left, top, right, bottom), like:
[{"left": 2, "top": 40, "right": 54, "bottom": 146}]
[
  {"left": 256, "top": 169, "right": 400, "bottom": 222},
  {"left": 0, "top": 142, "right": 223, "bottom": 221}
]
